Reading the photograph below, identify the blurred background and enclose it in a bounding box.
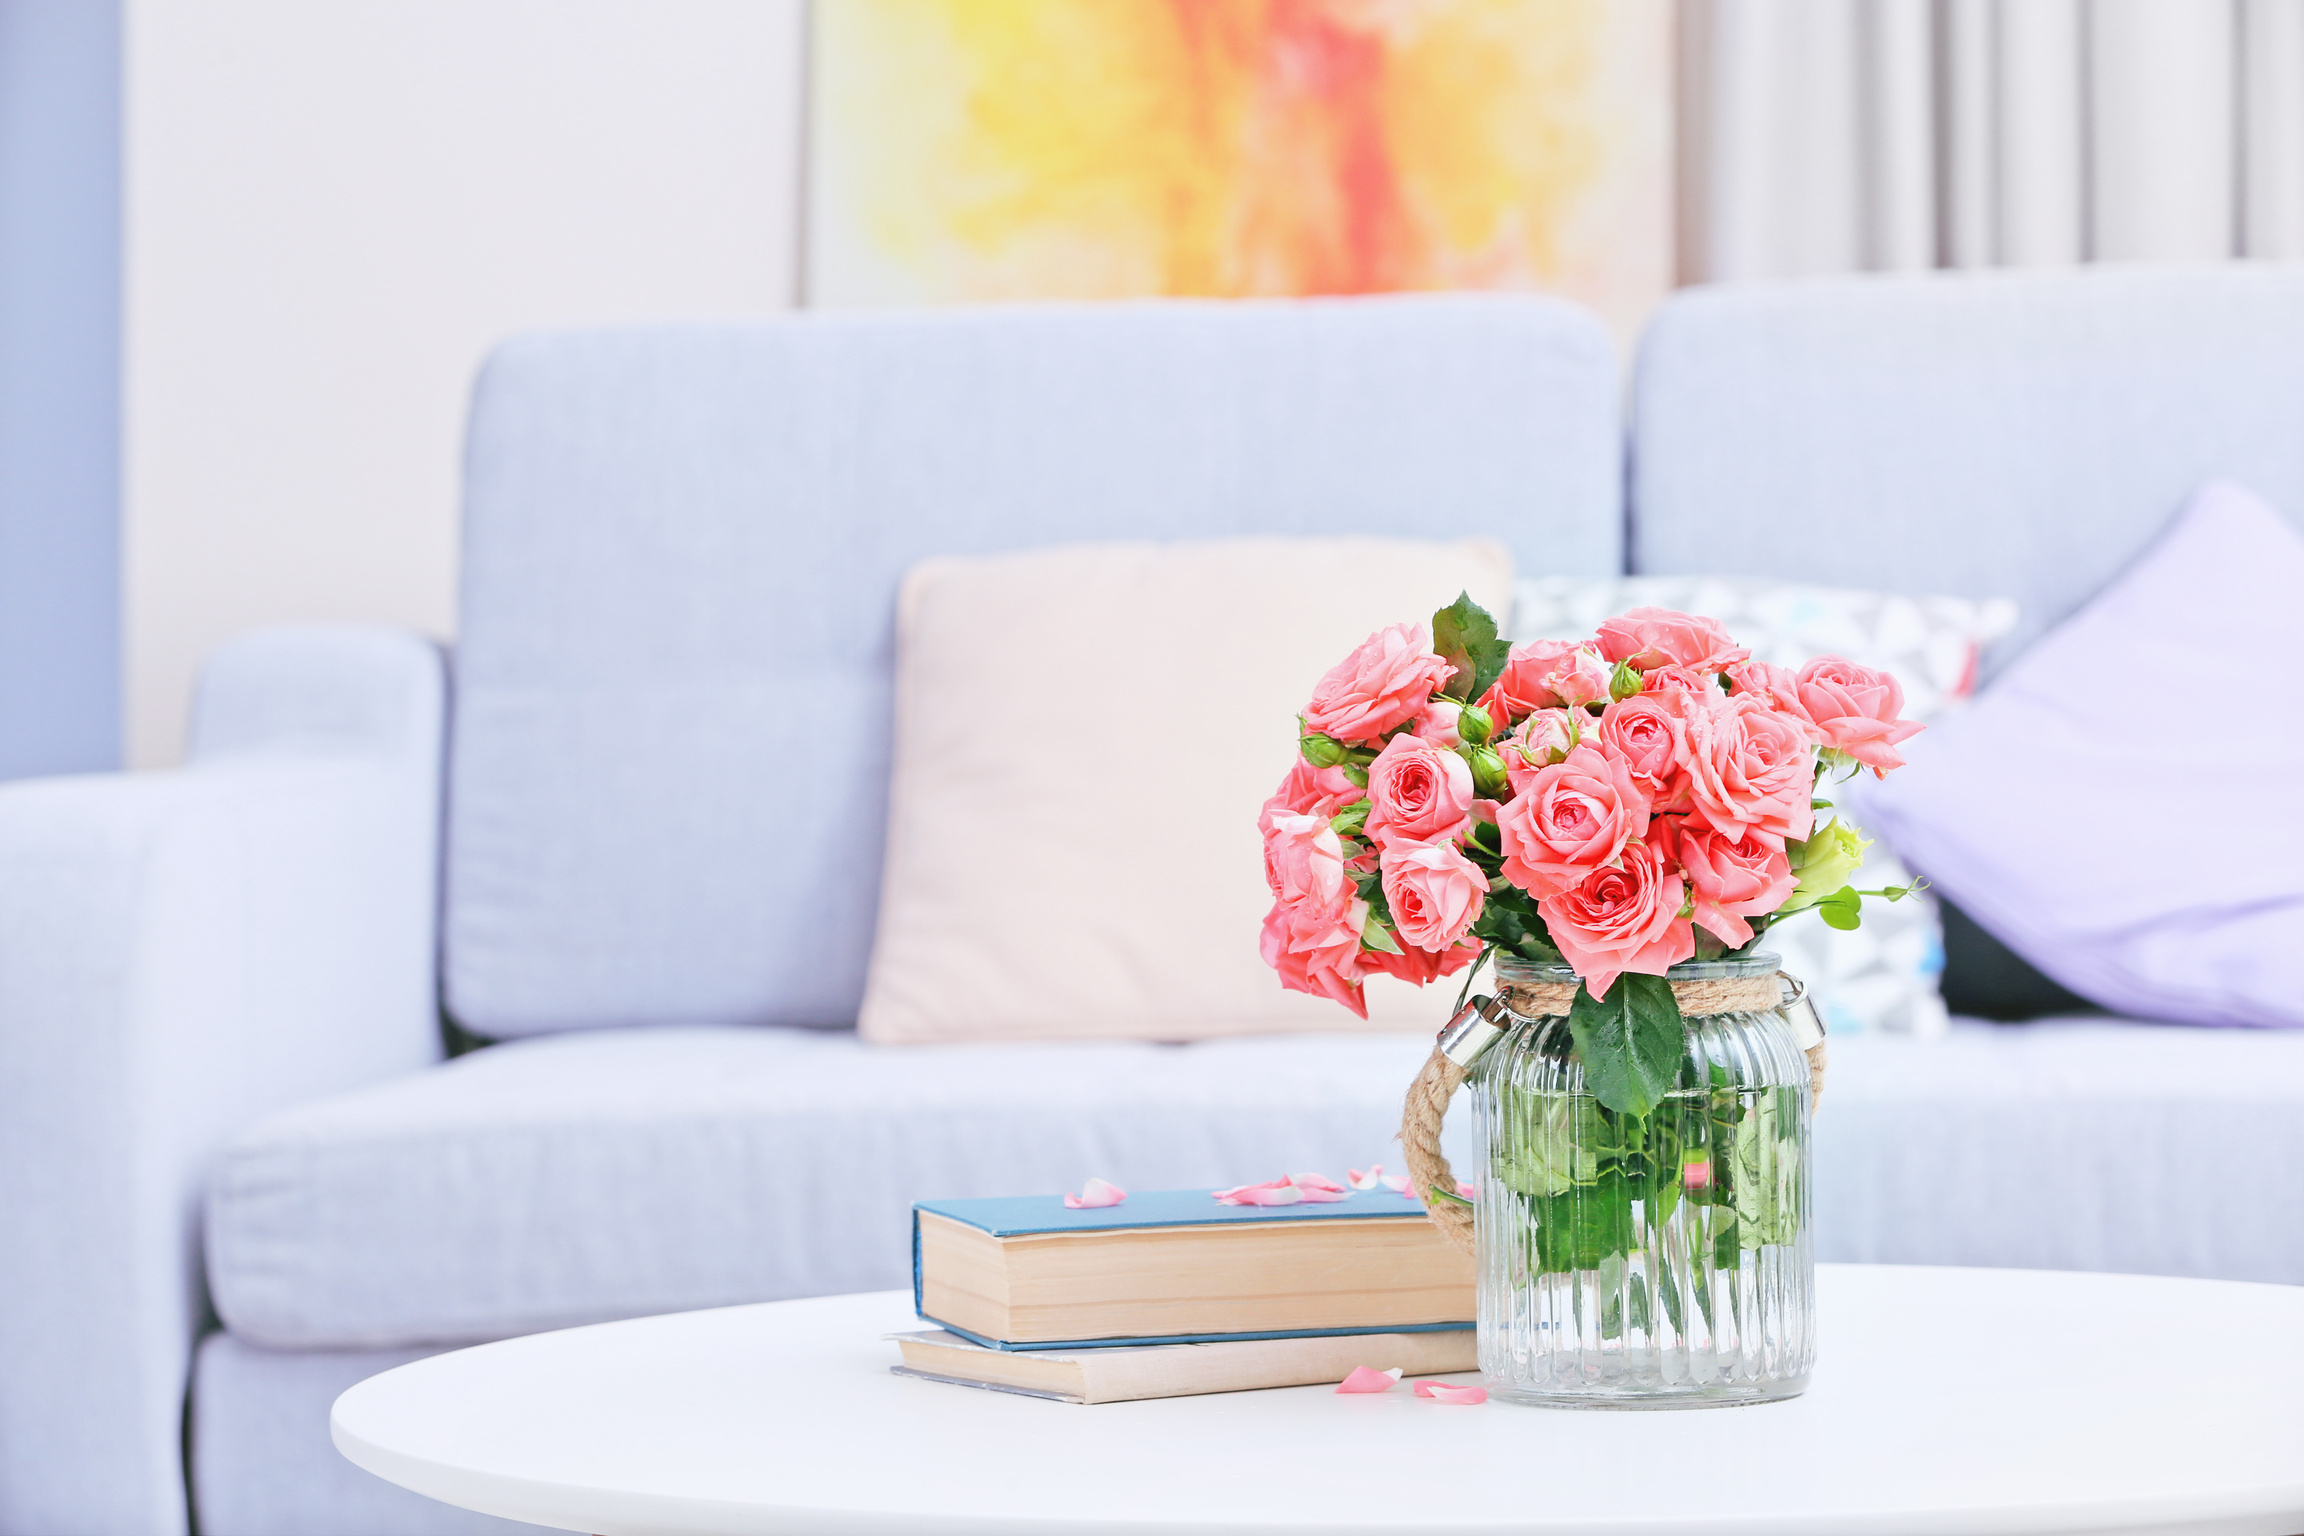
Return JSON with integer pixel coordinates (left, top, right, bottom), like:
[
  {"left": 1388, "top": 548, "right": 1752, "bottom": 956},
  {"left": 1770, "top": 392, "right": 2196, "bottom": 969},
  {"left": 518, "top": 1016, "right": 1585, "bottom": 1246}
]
[{"left": 2, "top": 0, "right": 2298, "bottom": 774}]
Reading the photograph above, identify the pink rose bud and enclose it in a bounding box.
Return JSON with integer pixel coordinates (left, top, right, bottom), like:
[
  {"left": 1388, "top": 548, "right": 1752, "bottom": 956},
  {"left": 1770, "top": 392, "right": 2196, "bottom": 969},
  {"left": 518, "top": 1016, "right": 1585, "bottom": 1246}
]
[
  {"left": 1515, "top": 707, "right": 1582, "bottom": 771},
  {"left": 1413, "top": 698, "right": 1464, "bottom": 748},
  {"left": 1546, "top": 648, "right": 1615, "bottom": 709}
]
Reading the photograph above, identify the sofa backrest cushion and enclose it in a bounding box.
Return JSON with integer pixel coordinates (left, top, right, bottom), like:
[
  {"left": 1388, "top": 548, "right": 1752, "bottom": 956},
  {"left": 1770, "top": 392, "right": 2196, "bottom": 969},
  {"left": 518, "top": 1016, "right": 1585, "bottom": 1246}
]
[
  {"left": 1629, "top": 266, "right": 2304, "bottom": 665},
  {"left": 447, "top": 295, "right": 1621, "bottom": 1037}
]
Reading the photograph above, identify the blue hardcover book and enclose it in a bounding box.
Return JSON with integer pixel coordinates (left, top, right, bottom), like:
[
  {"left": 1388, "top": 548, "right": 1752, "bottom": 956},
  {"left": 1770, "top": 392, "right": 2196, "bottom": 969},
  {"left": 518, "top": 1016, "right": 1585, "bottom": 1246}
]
[{"left": 912, "top": 1188, "right": 1475, "bottom": 1351}]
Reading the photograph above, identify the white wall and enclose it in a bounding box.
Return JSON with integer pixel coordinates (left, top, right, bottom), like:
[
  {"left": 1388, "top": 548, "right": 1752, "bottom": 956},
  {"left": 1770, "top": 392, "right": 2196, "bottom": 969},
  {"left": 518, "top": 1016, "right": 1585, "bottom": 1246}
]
[{"left": 124, "top": 0, "right": 803, "bottom": 765}]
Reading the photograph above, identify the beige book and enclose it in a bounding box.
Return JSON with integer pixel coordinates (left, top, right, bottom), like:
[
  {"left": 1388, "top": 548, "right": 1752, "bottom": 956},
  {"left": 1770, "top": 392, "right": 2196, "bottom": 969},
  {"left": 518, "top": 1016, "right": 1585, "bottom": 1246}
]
[
  {"left": 916, "top": 1207, "right": 1475, "bottom": 1346},
  {"left": 889, "top": 1328, "right": 1478, "bottom": 1405}
]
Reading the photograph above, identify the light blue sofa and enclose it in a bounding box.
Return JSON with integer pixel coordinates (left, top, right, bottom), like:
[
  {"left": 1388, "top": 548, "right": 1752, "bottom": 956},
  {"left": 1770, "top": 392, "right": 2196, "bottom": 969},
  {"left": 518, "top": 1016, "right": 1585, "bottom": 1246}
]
[{"left": 4, "top": 273, "right": 2303, "bottom": 1536}]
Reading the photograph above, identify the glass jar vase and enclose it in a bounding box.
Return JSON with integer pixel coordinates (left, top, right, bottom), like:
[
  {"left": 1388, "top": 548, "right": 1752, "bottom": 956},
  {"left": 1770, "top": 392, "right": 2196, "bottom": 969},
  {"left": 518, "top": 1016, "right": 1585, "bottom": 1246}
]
[{"left": 1467, "top": 954, "right": 1814, "bottom": 1408}]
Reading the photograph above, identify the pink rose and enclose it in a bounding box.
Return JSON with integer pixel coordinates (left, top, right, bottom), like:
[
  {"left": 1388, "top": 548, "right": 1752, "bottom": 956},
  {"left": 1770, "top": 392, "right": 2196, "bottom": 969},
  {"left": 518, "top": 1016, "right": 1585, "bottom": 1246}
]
[
  {"left": 1596, "top": 691, "right": 1698, "bottom": 813},
  {"left": 1304, "top": 623, "right": 1453, "bottom": 745},
  {"left": 1794, "top": 656, "right": 1925, "bottom": 773},
  {"left": 1259, "top": 811, "right": 1369, "bottom": 1017},
  {"left": 1380, "top": 840, "right": 1487, "bottom": 951},
  {"left": 1479, "top": 640, "right": 1575, "bottom": 724},
  {"left": 1685, "top": 693, "right": 1816, "bottom": 846},
  {"left": 1479, "top": 640, "right": 1613, "bottom": 721},
  {"left": 1536, "top": 837, "right": 1694, "bottom": 1000},
  {"left": 1496, "top": 743, "right": 1649, "bottom": 898},
  {"left": 1257, "top": 758, "right": 1362, "bottom": 839},
  {"left": 1263, "top": 810, "right": 1349, "bottom": 909},
  {"left": 1636, "top": 664, "right": 1714, "bottom": 696},
  {"left": 1723, "top": 659, "right": 1814, "bottom": 724},
  {"left": 1669, "top": 814, "right": 1796, "bottom": 947},
  {"left": 1412, "top": 697, "right": 1464, "bottom": 748},
  {"left": 1596, "top": 607, "right": 1750, "bottom": 674},
  {"left": 1363, "top": 936, "right": 1482, "bottom": 986},
  {"left": 1543, "top": 648, "right": 1615, "bottom": 708},
  {"left": 1364, "top": 732, "right": 1475, "bottom": 849},
  {"left": 1260, "top": 897, "right": 1369, "bottom": 1018}
]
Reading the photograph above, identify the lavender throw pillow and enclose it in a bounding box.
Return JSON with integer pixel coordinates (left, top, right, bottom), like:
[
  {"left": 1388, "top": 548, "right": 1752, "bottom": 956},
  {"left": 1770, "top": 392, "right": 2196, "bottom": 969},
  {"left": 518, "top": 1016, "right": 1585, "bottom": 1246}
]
[{"left": 1859, "top": 481, "right": 2304, "bottom": 1028}]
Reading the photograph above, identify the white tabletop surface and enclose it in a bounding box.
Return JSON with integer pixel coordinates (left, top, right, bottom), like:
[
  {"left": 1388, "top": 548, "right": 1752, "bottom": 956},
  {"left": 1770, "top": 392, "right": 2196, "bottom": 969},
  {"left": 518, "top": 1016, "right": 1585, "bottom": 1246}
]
[{"left": 333, "top": 1264, "right": 2304, "bottom": 1536}]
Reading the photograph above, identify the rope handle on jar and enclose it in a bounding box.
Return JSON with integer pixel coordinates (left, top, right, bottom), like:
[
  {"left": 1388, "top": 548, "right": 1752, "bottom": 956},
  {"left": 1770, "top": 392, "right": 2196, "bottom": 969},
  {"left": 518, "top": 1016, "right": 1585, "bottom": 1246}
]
[{"left": 1397, "top": 974, "right": 1829, "bottom": 1257}]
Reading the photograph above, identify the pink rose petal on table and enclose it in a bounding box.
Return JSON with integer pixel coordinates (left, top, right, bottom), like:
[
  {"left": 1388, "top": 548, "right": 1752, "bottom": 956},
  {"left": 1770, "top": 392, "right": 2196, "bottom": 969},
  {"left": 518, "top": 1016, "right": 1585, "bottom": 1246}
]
[
  {"left": 1213, "top": 1178, "right": 1302, "bottom": 1207},
  {"left": 1347, "top": 1165, "right": 1385, "bottom": 1191},
  {"left": 1063, "top": 1178, "right": 1127, "bottom": 1209},
  {"left": 1289, "top": 1173, "right": 1348, "bottom": 1203},
  {"left": 1335, "top": 1366, "right": 1404, "bottom": 1394},
  {"left": 1413, "top": 1380, "right": 1488, "bottom": 1404}
]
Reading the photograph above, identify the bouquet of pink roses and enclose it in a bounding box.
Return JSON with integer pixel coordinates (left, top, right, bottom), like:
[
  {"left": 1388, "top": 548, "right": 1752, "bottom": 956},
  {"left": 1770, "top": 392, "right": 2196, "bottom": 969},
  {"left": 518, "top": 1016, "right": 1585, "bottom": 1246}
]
[{"left": 1260, "top": 594, "right": 1924, "bottom": 1114}]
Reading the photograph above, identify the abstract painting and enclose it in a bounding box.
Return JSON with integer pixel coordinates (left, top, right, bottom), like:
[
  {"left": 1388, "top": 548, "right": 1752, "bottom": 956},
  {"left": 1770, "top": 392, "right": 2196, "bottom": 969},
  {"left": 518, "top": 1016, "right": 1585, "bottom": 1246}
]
[{"left": 806, "top": 0, "right": 1671, "bottom": 340}]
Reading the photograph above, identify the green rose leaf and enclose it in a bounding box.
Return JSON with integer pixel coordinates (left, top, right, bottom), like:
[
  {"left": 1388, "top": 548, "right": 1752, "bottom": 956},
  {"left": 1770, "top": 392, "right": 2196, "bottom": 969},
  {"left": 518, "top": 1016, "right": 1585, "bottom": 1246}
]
[
  {"left": 1431, "top": 591, "right": 1512, "bottom": 703},
  {"left": 1475, "top": 887, "right": 1563, "bottom": 964},
  {"left": 1817, "top": 886, "right": 1864, "bottom": 931},
  {"left": 1361, "top": 909, "right": 1404, "bottom": 954},
  {"left": 1566, "top": 974, "right": 1685, "bottom": 1119}
]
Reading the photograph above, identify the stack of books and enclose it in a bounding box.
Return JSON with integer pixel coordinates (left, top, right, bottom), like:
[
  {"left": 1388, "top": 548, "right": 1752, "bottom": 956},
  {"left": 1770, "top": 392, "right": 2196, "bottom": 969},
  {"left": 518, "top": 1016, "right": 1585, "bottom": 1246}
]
[{"left": 894, "top": 1187, "right": 1476, "bottom": 1403}]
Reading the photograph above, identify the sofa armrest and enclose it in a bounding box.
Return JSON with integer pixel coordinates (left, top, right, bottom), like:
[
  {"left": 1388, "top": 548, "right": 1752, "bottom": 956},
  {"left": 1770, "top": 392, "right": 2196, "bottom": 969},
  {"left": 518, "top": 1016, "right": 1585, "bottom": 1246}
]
[{"left": 0, "top": 626, "right": 444, "bottom": 1536}]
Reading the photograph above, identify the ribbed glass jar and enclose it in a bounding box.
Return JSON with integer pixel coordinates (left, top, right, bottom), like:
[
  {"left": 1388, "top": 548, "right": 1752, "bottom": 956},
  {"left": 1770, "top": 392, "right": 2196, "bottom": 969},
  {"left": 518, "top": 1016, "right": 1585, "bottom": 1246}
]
[{"left": 1468, "top": 954, "right": 1814, "bottom": 1408}]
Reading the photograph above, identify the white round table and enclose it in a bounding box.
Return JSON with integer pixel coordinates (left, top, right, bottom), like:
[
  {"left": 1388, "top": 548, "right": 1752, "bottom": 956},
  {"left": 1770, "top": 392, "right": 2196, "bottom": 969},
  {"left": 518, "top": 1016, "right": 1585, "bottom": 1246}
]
[{"left": 333, "top": 1264, "right": 2304, "bottom": 1535}]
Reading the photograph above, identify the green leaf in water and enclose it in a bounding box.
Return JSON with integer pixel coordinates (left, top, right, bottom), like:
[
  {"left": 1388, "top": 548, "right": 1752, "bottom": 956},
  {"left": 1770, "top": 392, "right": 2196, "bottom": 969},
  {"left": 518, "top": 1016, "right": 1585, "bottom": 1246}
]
[{"left": 1566, "top": 974, "right": 1686, "bottom": 1119}]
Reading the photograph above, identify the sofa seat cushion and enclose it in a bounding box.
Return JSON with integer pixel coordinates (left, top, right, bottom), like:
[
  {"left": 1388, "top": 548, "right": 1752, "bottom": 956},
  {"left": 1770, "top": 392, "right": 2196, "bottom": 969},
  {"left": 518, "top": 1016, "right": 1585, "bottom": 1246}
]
[
  {"left": 1816, "top": 1018, "right": 2304, "bottom": 1283},
  {"left": 205, "top": 1024, "right": 1453, "bottom": 1350},
  {"left": 207, "top": 1018, "right": 2304, "bottom": 1353}
]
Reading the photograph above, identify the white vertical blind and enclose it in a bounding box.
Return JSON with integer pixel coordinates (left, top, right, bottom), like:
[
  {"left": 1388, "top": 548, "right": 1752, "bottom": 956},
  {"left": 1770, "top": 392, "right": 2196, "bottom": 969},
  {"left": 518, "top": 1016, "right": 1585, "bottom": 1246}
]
[
  {"left": 1939, "top": 0, "right": 1994, "bottom": 267},
  {"left": 2090, "top": 0, "right": 2236, "bottom": 260},
  {"left": 1996, "top": 0, "right": 2084, "bottom": 266},
  {"left": 2243, "top": 0, "right": 2304, "bottom": 257},
  {"left": 1683, "top": 0, "right": 2304, "bottom": 281},
  {"left": 1704, "top": 0, "right": 1865, "bottom": 278},
  {"left": 1863, "top": 0, "right": 1937, "bottom": 269}
]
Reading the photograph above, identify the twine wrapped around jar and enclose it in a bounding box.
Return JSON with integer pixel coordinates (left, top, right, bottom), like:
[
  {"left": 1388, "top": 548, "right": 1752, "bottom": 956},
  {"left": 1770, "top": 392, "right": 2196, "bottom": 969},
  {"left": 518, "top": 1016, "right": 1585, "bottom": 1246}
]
[{"left": 1398, "top": 971, "right": 1827, "bottom": 1255}]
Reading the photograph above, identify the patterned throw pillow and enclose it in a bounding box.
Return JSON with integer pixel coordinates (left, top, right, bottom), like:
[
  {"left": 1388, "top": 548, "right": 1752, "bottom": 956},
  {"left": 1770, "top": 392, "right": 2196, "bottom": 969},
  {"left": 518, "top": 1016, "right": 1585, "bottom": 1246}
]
[{"left": 1509, "top": 576, "right": 2018, "bottom": 1038}]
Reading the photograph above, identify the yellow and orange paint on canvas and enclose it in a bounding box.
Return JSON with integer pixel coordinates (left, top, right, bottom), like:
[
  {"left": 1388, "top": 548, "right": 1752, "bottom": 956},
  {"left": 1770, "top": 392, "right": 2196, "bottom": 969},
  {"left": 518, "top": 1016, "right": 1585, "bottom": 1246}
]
[{"left": 807, "top": 0, "right": 1670, "bottom": 340}]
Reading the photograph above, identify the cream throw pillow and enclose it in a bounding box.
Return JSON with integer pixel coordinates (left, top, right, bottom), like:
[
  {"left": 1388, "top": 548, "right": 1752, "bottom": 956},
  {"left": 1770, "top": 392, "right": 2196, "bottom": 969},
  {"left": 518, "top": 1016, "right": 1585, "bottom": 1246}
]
[{"left": 859, "top": 537, "right": 1515, "bottom": 1044}]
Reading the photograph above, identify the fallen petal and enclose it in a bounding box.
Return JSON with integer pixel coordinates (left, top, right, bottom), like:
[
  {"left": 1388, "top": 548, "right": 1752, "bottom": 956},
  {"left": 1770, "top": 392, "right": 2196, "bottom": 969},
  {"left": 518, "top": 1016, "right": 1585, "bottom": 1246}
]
[
  {"left": 1063, "top": 1178, "right": 1127, "bottom": 1209},
  {"left": 1213, "top": 1177, "right": 1297, "bottom": 1206},
  {"left": 1334, "top": 1366, "right": 1403, "bottom": 1394},
  {"left": 1290, "top": 1172, "right": 1347, "bottom": 1194},
  {"left": 1413, "top": 1380, "right": 1488, "bottom": 1405},
  {"left": 1379, "top": 1173, "right": 1411, "bottom": 1194},
  {"left": 1347, "top": 1165, "right": 1385, "bottom": 1191}
]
